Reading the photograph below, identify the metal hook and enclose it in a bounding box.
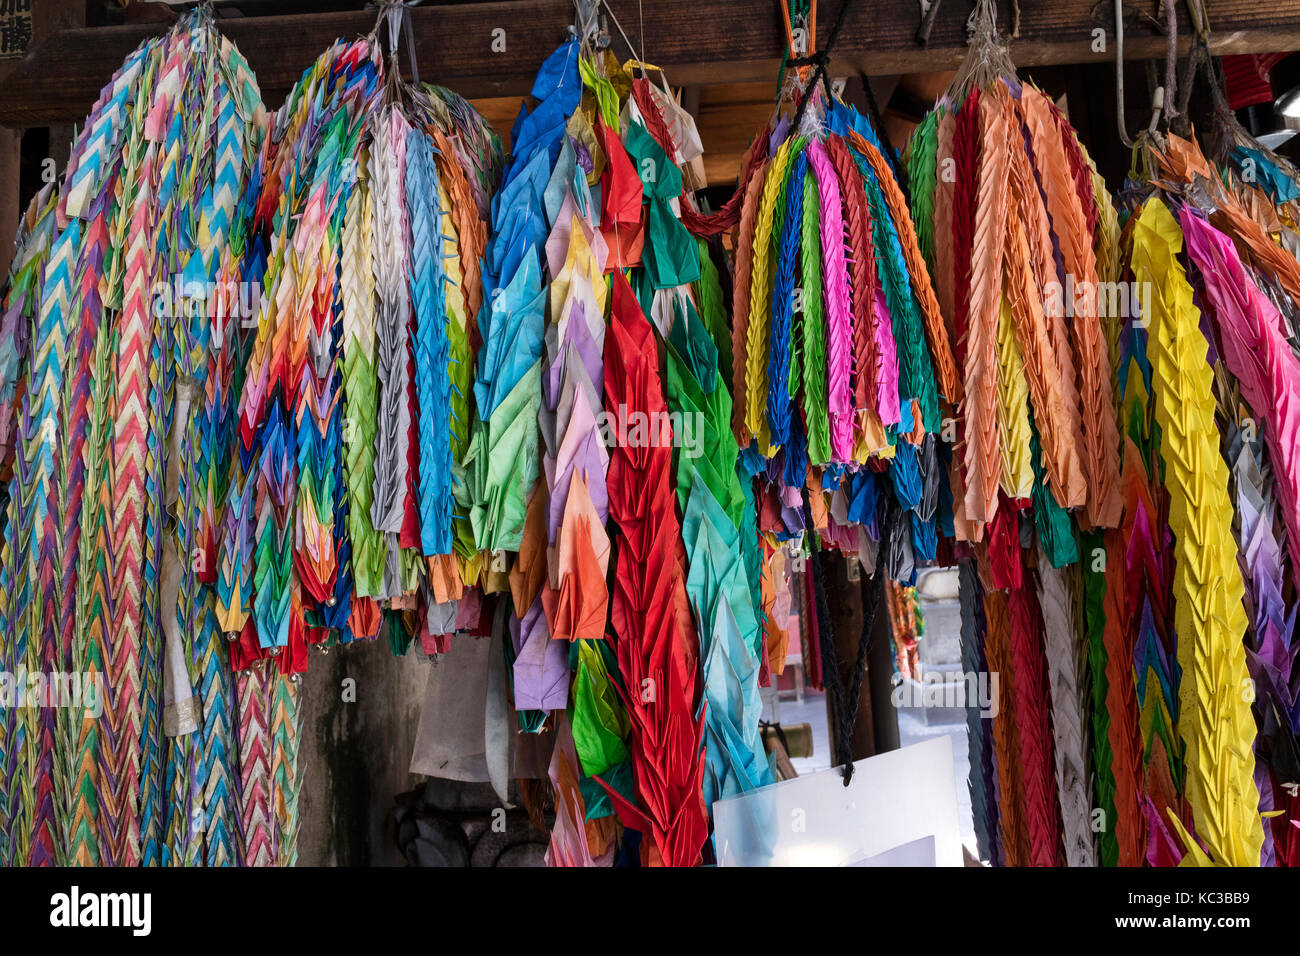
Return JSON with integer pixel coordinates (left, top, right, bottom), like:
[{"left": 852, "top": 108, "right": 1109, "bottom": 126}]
[
  {"left": 1159, "top": 0, "right": 1178, "bottom": 128},
  {"left": 1115, "top": 0, "right": 1136, "bottom": 148}
]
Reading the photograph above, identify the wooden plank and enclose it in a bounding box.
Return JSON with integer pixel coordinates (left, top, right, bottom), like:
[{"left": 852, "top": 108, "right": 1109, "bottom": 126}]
[{"left": 3, "top": 0, "right": 1300, "bottom": 126}]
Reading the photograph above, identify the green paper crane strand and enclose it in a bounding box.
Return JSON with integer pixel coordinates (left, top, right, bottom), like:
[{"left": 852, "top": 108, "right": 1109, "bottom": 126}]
[{"left": 0, "top": 185, "right": 59, "bottom": 866}]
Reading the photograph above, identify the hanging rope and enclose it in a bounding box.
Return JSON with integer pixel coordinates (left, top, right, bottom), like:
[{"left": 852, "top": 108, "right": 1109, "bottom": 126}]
[
  {"left": 811, "top": 547, "right": 883, "bottom": 785},
  {"left": 785, "top": 0, "right": 857, "bottom": 133},
  {"left": 916, "top": 0, "right": 942, "bottom": 45}
]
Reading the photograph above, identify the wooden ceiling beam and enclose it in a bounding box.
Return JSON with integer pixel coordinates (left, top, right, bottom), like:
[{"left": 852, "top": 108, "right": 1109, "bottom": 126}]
[{"left": 3, "top": 0, "right": 1300, "bottom": 126}]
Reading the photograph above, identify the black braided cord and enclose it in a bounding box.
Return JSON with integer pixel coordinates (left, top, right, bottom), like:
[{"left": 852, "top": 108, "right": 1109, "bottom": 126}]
[{"left": 809, "top": 525, "right": 884, "bottom": 786}]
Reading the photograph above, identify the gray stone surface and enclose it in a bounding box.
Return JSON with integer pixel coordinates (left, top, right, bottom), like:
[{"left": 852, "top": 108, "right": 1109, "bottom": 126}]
[{"left": 296, "top": 644, "right": 428, "bottom": 865}]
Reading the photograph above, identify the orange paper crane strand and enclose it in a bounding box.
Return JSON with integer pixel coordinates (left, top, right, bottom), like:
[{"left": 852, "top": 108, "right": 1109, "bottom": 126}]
[
  {"left": 1004, "top": 145, "right": 1086, "bottom": 510},
  {"left": 1020, "top": 87, "right": 1121, "bottom": 529},
  {"left": 1157, "top": 133, "right": 1300, "bottom": 302},
  {"left": 1010, "top": 99, "right": 1085, "bottom": 461},
  {"left": 962, "top": 82, "right": 1013, "bottom": 527},
  {"left": 430, "top": 126, "right": 488, "bottom": 333},
  {"left": 981, "top": 587, "right": 1028, "bottom": 866}
]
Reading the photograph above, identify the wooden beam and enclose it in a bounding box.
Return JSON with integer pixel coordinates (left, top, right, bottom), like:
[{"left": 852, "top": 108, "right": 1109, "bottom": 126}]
[{"left": 3, "top": 0, "right": 1300, "bottom": 126}]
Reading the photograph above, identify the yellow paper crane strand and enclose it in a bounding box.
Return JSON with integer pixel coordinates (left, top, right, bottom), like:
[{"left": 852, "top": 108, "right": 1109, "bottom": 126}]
[
  {"left": 730, "top": 158, "right": 768, "bottom": 447},
  {"left": 994, "top": 294, "right": 1034, "bottom": 499},
  {"left": 745, "top": 141, "right": 792, "bottom": 454},
  {"left": 1089, "top": 163, "right": 1123, "bottom": 403},
  {"left": 1130, "top": 198, "right": 1262, "bottom": 867}
]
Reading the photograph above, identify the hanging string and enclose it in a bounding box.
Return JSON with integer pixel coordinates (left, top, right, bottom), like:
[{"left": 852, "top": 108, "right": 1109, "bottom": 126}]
[
  {"left": 776, "top": 0, "right": 813, "bottom": 100},
  {"left": 370, "top": 0, "right": 424, "bottom": 100},
  {"left": 947, "top": 0, "right": 1014, "bottom": 103},
  {"left": 785, "top": 0, "right": 857, "bottom": 133},
  {"left": 859, "top": 70, "right": 908, "bottom": 197}
]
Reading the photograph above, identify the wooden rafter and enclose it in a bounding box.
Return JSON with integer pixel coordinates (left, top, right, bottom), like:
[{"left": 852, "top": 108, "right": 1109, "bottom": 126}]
[{"left": 2, "top": 0, "right": 1300, "bottom": 126}]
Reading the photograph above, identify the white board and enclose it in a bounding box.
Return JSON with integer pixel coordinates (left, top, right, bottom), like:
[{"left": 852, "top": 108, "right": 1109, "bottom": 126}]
[{"left": 713, "top": 736, "right": 963, "bottom": 866}]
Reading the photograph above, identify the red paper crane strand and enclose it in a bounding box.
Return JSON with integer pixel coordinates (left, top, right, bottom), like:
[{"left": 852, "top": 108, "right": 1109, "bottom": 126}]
[
  {"left": 1006, "top": 572, "right": 1063, "bottom": 866},
  {"left": 600, "top": 270, "right": 707, "bottom": 867},
  {"left": 981, "top": 587, "right": 1028, "bottom": 867},
  {"left": 1102, "top": 525, "right": 1146, "bottom": 865}
]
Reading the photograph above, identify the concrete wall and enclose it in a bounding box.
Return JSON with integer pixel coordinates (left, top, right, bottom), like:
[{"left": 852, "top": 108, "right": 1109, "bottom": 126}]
[
  {"left": 919, "top": 600, "right": 963, "bottom": 676},
  {"left": 916, "top": 567, "right": 963, "bottom": 676}
]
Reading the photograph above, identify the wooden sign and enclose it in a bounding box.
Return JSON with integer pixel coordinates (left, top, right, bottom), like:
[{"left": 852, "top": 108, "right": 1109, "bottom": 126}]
[{"left": 0, "top": 0, "right": 32, "bottom": 59}]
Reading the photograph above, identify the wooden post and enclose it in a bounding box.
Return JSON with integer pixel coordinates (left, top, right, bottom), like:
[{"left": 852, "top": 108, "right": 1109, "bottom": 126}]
[
  {"left": 0, "top": 0, "right": 83, "bottom": 264},
  {"left": 868, "top": 569, "right": 901, "bottom": 755},
  {"left": 0, "top": 128, "right": 19, "bottom": 278}
]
